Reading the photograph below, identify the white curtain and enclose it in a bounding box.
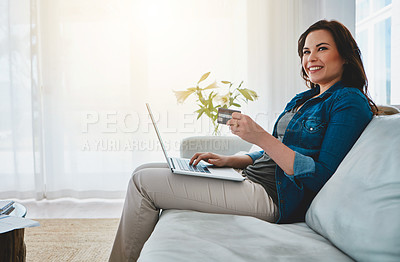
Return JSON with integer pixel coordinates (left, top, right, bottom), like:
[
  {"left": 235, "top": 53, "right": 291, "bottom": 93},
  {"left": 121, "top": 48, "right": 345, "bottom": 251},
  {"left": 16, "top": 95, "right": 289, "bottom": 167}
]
[
  {"left": 0, "top": 0, "right": 354, "bottom": 200},
  {"left": 0, "top": 0, "right": 43, "bottom": 199}
]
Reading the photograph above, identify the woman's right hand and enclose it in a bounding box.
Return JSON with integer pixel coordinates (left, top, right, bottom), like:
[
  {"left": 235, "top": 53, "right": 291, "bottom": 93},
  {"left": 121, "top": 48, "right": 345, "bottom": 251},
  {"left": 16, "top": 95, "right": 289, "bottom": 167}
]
[{"left": 189, "top": 152, "right": 230, "bottom": 167}]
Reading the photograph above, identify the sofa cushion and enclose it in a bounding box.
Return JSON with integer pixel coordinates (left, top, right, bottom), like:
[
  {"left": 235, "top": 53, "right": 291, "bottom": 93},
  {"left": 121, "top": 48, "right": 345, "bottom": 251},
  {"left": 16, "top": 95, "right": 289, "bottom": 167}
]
[
  {"left": 305, "top": 114, "right": 400, "bottom": 262},
  {"left": 139, "top": 210, "right": 353, "bottom": 262}
]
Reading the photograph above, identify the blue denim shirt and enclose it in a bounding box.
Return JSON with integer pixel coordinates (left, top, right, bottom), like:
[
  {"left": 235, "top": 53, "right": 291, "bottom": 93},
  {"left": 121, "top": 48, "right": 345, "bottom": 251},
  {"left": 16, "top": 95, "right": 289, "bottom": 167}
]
[{"left": 247, "top": 81, "right": 373, "bottom": 223}]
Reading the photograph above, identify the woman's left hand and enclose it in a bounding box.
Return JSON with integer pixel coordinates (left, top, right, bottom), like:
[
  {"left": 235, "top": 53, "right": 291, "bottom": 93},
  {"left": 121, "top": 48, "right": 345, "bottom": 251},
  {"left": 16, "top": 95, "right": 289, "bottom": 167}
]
[{"left": 227, "top": 112, "right": 267, "bottom": 145}]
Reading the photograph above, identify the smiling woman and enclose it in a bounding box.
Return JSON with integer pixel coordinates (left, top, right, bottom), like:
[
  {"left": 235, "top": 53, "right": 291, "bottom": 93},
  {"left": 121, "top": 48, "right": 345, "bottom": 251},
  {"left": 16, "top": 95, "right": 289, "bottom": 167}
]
[{"left": 298, "top": 20, "right": 378, "bottom": 114}]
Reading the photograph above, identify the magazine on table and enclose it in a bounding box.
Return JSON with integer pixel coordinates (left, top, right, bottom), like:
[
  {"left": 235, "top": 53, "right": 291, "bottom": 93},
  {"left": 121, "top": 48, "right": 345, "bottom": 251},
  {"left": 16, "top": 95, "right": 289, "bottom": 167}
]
[
  {"left": 0, "top": 200, "right": 40, "bottom": 233},
  {"left": 0, "top": 200, "right": 15, "bottom": 215}
]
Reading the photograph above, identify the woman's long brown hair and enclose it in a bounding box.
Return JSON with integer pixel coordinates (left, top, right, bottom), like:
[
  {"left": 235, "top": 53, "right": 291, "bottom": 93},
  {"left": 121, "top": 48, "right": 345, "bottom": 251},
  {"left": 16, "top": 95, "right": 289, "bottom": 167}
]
[{"left": 298, "top": 20, "right": 378, "bottom": 115}]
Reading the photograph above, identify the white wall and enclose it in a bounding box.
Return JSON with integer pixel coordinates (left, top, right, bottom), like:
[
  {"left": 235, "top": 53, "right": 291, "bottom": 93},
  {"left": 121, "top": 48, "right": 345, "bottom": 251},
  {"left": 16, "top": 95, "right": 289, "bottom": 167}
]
[{"left": 299, "top": 0, "right": 355, "bottom": 35}]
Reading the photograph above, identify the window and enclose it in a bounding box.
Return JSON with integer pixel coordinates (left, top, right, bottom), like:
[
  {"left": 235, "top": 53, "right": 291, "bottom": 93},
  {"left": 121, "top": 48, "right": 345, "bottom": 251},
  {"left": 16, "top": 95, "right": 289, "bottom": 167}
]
[{"left": 356, "top": 0, "right": 399, "bottom": 106}]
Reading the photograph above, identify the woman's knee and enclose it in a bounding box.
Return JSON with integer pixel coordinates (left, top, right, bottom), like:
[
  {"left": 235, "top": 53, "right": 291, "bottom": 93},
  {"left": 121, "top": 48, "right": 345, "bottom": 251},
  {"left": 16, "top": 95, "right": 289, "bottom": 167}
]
[
  {"left": 131, "top": 167, "right": 171, "bottom": 196},
  {"left": 131, "top": 169, "right": 146, "bottom": 192},
  {"left": 129, "top": 170, "right": 150, "bottom": 200}
]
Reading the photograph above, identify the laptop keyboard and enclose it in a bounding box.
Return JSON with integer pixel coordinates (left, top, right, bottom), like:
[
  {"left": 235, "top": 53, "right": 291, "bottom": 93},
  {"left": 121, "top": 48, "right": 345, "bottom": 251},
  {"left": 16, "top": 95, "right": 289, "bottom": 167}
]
[{"left": 175, "top": 158, "right": 211, "bottom": 173}]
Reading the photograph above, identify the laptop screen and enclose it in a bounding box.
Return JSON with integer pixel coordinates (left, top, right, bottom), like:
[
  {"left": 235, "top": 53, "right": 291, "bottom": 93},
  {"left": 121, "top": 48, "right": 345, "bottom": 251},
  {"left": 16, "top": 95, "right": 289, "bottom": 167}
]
[{"left": 146, "top": 103, "right": 173, "bottom": 169}]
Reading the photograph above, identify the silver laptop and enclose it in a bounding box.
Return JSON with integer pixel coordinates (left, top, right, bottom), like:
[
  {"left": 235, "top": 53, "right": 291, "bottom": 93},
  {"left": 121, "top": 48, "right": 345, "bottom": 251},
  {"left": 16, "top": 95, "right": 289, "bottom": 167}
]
[{"left": 146, "top": 103, "right": 244, "bottom": 182}]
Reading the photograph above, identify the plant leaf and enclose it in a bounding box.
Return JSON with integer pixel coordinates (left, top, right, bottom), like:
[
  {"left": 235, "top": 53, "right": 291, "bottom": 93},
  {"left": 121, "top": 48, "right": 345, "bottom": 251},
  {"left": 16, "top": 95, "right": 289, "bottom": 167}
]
[
  {"left": 195, "top": 108, "right": 205, "bottom": 119},
  {"left": 204, "top": 108, "right": 212, "bottom": 118},
  {"left": 198, "top": 72, "right": 211, "bottom": 84},
  {"left": 238, "top": 88, "right": 253, "bottom": 101},
  {"left": 198, "top": 91, "right": 207, "bottom": 105},
  {"left": 221, "top": 81, "right": 231, "bottom": 84},
  {"left": 247, "top": 89, "right": 259, "bottom": 100},
  {"left": 207, "top": 92, "right": 215, "bottom": 109}
]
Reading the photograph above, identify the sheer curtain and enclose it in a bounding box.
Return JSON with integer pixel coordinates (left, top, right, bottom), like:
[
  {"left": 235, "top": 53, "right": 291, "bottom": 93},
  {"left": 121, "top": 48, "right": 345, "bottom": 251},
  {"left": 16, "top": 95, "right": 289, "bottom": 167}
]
[
  {"left": 0, "top": 0, "right": 354, "bottom": 200},
  {"left": 0, "top": 0, "right": 43, "bottom": 199}
]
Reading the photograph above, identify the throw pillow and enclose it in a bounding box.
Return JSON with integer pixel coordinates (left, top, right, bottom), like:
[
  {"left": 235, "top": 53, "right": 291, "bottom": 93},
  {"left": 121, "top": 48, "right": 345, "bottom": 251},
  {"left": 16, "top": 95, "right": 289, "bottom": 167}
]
[{"left": 305, "top": 115, "right": 400, "bottom": 262}]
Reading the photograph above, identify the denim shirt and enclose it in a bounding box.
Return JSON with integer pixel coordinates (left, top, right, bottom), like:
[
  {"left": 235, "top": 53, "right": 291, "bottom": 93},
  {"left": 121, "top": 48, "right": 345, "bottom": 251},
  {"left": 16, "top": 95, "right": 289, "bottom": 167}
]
[{"left": 247, "top": 81, "right": 373, "bottom": 223}]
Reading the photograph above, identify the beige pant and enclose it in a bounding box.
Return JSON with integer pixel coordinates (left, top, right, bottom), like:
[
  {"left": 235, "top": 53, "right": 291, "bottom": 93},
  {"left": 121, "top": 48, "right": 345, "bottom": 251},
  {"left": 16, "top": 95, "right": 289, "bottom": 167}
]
[{"left": 109, "top": 163, "right": 278, "bottom": 262}]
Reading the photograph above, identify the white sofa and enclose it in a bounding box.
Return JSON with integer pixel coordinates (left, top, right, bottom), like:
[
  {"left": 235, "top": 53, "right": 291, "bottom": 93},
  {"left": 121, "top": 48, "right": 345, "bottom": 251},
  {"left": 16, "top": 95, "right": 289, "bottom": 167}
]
[{"left": 138, "top": 114, "right": 400, "bottom": 262}]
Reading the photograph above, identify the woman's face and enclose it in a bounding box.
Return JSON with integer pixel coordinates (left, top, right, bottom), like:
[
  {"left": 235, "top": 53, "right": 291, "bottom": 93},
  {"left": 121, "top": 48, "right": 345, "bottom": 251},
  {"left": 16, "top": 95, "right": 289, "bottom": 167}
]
[{"left": 302, "top": 29, "right": 345, "bottom": 91}]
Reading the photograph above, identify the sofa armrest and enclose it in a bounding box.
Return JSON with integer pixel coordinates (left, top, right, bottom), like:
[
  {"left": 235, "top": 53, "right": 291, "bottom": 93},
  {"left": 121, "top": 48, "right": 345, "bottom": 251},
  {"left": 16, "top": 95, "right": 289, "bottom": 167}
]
[
  {"left": 180, "top": 136, "right": 253, "bottom": 158},
  {"left": 377, "top": 105, "right": 400, "bottom": 115}
]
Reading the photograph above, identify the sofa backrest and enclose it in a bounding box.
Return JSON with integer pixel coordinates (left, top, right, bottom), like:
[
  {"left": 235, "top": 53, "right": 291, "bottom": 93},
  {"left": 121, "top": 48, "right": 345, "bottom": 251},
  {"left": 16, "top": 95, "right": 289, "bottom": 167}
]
[{"left": 305, "top": 114, "right": 400, "bottom": 262}]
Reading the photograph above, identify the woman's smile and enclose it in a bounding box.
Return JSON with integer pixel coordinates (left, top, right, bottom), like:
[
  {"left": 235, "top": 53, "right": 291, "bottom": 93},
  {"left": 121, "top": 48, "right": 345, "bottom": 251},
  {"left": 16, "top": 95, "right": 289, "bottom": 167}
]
[{"left": 307, "top": 66, "right": 324, "bottom": 74}]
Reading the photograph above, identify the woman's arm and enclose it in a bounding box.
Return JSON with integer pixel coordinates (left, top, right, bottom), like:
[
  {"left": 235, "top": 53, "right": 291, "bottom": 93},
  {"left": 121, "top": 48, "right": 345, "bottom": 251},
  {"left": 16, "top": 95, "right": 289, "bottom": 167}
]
[
  {"left": 228, "top": 114, "right": 296, "bottom": 175},
  {"left": 190, "top": 152, "right": 253, "bottom": 169},
  {"left": 229, "top": 90, "right": 372, "bottom": 192}
]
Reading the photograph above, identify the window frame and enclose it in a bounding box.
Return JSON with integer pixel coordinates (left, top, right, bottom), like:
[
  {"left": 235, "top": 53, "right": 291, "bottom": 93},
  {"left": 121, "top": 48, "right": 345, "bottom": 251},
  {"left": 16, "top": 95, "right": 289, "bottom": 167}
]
[{"left": 356, "top": 1, "right": 398, "bottom": 106}]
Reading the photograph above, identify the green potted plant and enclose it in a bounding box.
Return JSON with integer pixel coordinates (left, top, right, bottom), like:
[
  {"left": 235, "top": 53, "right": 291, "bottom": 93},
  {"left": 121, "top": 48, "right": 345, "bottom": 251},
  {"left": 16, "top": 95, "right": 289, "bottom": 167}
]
[{"left": 174, "top": 72, "right": 258, "bottom": 135}]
